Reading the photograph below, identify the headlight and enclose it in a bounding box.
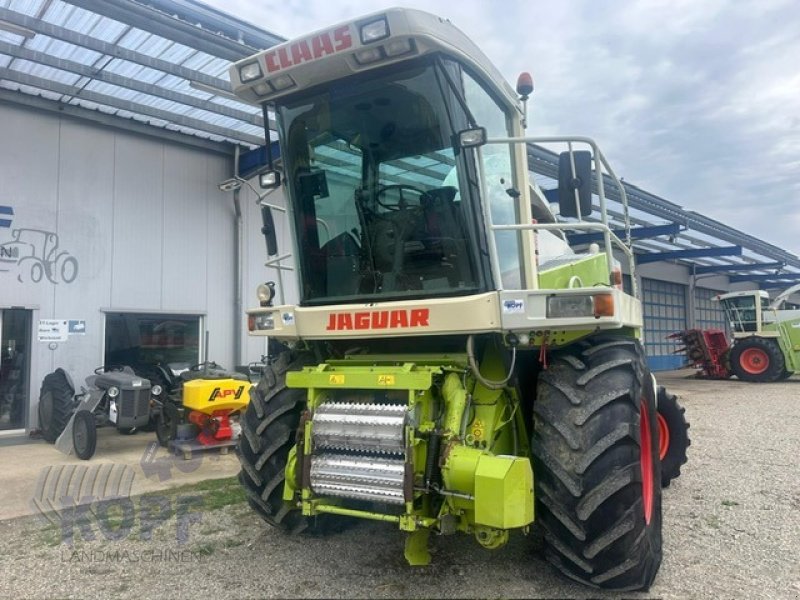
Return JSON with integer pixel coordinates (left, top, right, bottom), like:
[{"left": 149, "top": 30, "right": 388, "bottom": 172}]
[
  {"left": 547, "top": 296, "right": 594, "bottom": 318},
  {"left": 257, "top": 282, "right": 275, "bottom": 307},
  {"left": 250, "top": 314, "right": 275, "bottom": 331},
  {"left": 354, "top": 47, "right": 383, "bottom": 65},
  {"left": 151, "top": 384, "right": 163, "bottom": 396},
  {"left": 384, "top": 38, "right": 413, "bottom": 57},
  {"left": 360, "top": 17, "right": 389, "bottom": 43},
  {"left": 546, "top": 294, "right": 615, "bottom": 319},
  {"left": 107, "top": 386, "right": 120, "bottom": 398},
  {"left": 270, "top": 74, "right": 295, "bottom": 91},
  {"left": 238, "top": 61, "right": 262, "bottom": 83}
]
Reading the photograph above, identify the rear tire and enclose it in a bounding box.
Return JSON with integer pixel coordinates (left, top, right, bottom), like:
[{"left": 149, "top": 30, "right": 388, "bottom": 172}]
[
  {"left": 38, "top": 369, "right": 75, "bottom": 443},
  {"left": 73, "top": 410, "right": 97, "bottom": 460},
  {"left": 156, "top": 406, "right": 178, "bottom": 448},
  {"left": 532, "top": 335, "right": 662, "bottom": 591},
  {"left": 656, "top": 387, "right": 690, "bottom": 488},
  {"left": 730, "top": 338, "right": 784, "bottom": 382},
  {"left": 237, "top": 353, "right": 340, "bottom": 534}
]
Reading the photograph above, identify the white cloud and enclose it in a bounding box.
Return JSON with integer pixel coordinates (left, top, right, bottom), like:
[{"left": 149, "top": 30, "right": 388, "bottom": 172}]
[{"left": 207, "top": 0, "right": 800, "bottom": 254}]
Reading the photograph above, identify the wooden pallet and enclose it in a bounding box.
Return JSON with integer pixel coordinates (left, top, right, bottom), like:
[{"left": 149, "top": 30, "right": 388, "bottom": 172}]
[{"left": 168, "top": 438, "right": 237, "bottom": 460}]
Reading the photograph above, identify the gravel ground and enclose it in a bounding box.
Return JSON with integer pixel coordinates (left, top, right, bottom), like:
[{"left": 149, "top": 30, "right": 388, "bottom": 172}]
[{"left": 1, "top": 370, "right": 799, "bottom": 599}]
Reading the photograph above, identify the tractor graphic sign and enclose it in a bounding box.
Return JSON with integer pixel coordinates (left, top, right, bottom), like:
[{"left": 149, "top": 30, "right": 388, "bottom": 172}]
[{"left": 0, "top": 206, "right": 78, "bottom": 284}]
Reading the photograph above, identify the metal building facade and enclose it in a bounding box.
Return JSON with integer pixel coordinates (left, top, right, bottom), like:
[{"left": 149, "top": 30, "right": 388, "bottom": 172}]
[{"left": 0, "top": 101, "right": 272, "bottom": 430}]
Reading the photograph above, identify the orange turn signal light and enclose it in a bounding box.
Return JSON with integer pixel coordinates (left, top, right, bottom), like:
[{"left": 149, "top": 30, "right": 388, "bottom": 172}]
[{"left": 593, "top": 294, "right": 615, "bottom": 317}]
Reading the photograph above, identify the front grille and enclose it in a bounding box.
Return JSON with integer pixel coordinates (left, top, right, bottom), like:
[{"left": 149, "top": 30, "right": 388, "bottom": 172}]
[{"left": 120, "top": 389, "right": 149, "bottom": 418}]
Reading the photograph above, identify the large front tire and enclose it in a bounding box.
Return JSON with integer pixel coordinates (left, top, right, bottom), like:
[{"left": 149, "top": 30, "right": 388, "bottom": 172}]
[
  {"left": 237, "top": 353, "right": 338, "bottom": 534},
  {"left": 532, "top": 336, "right": 662, "bottom": 591},
  {"left": 72, "top": 410, "right": 97, "bottom": 460}
]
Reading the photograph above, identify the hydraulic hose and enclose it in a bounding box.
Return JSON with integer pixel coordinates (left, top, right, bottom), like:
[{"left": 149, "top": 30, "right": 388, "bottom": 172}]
[{"left": 466, "top": 335, "right": 516, "bottom": 390}]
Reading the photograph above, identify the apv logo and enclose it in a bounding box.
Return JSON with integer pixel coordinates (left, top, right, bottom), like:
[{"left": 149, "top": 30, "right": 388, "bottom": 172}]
[{"left": 208, "top": 386, "right": 246, "bottom": 402}]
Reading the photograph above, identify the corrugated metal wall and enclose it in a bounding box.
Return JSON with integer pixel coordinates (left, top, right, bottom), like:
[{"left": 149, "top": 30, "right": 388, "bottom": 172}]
[
  {"left": 694, "top": 286, "right": 728, "bottom": 332},
  {"left": 642, "top": 277, "right": 687, "bottom": 371},
  {"left": 0, "top": 102, "right": 252, "bottom": 428}
]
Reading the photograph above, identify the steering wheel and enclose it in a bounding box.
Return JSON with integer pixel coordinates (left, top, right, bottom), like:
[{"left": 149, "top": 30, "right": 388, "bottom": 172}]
[
  {"left": 95, "top": 365, "right": 127, "bottom": 374},
  {"left": 189, "top": 361, "right": 220, "bottom": 371},
  {"left": 375, "top": 184, "right": 429, "bottom": 211}
]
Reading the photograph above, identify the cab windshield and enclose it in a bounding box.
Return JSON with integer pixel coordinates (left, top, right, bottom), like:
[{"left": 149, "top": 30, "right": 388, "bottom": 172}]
[{"left": 276, "top": 58, "right": 495, "bottom": 305}]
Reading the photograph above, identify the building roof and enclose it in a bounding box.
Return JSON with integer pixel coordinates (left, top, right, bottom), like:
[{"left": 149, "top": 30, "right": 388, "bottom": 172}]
[
  {"left": 1, "top": 0, "right": 798, "bottom": 285},
  {"left": 0, "top": 0, "right": 282, "bottom": 145}
]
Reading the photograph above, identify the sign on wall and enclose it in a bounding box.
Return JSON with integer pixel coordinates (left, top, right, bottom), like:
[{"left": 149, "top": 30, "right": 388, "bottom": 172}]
[
  {"left": 37, "top": 319, "right": 69, "bottom": 342},
  {"left": 0, "top": 205, "right": 79, "bottom": 284}
]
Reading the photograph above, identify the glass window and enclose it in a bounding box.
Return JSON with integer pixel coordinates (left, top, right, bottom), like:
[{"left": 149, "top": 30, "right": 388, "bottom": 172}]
[
  {"left": 104, "top": 313, "right": 201, "bottom": 371},
  {"left": 277, "top": 60, "right": 490, "bottom": 304},
  {"left": 462, "top": 71, "right": 519, "bottom": 288},
  {"left": 0, "top": 309, "right": 31, "bottom": 430}
]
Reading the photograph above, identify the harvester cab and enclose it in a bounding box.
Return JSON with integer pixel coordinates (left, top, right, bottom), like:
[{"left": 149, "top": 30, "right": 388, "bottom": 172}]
[
  {"left": 228, "top": 8, "right": 687, "bottom": 591},
  {"left": 713, "top": 287, "right": 800, "bottom": 381}
]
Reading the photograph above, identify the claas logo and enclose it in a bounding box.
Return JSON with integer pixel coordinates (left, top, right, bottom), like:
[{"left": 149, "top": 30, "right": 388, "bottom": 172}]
[{"left": 208, "top": 385, "right": 246, "bottom": 401}]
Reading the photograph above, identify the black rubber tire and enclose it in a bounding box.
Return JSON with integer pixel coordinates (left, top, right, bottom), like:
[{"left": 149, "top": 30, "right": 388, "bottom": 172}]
[
  {"left": 73, "top": 410, "right": 97, "bottom": 460},
  {"left": 729, "top": 337, "right": 785, "bottom": 382},
  {"left": 237, "top": 353, "right": 339, "bottom": 535},
  {"left": 656, "top": 387, "right": 690, "bottom": 488},
  {"left": 779, "top": 369, "right": 792, "bottom": 380},
  {"left": 156, "top": 404, "right": 178, "bottom": 448},
  {"left": 134, "top": 368, "right": 171, "bottom": 432},
  {"left": 532, "top": 335, "right": 663, "bottom": 591},
  {"left": 38, "top": 369, "right": 75, "bottom": 443}
]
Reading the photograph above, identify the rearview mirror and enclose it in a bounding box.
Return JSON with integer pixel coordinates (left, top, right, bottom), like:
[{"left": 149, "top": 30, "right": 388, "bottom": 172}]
[
  {"left": 260, "top": 205, "right": 278, "bottom": 256},
  {"left": 558, "top": 150, "right": 592, "bottom": 218}
]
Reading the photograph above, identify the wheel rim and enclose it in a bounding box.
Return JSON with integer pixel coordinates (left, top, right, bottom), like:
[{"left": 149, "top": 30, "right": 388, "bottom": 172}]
[
  {"left": 657, "top": 413, "right": 670, "bottom": 461},
  {"left": 640, "top": 398, "right": 654, "bottom": 525},
  {"left": 740, "top": 348, "right": 769, "bottom": 375},
  {"left": 74, "top": 416, "right": 88, "bottom": 453}
]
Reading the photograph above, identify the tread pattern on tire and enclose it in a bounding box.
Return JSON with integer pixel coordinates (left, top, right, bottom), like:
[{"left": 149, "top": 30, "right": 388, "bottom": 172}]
[
  {"left": 729, "top": 337, "right": 785, "bottom": 383},
  {"left": 39, "top": 368, "right": 75, "bottom": 443},
  {"left": 236, "top": 352, "right": 330, "bottom": 535},
  {"left": 30, "top": 463, "right": 135, "bottom": 525},
  {"left": 656, "top": 386, "right": 690, "bottom": 488},
  {"left": 532, "top": 335, "right": 663, "bottom": 591}
]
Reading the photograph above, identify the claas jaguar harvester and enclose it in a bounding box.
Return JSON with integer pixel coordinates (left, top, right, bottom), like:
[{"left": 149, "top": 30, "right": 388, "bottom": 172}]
[{"left": 229, "top": 9, "right": 687, "bottom": 591}]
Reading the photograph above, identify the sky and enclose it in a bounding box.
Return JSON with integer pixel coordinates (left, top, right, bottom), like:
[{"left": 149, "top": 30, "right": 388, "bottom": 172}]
[{"left": 204, "top": 0, "right": 800, "bottom": 255}]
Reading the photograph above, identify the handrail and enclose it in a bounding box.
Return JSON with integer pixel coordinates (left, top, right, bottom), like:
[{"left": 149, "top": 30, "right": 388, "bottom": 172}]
[{"left": 482, "top": 136, "right": 637, "bottom": 299}]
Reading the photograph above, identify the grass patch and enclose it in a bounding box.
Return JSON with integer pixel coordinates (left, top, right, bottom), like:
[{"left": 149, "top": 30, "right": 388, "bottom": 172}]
[
  {"left": 705, "top": 514, "right": 721, "bottom": 529},
  {"left": 721, "top": 500, "right": 739, "bottom": 507},
  {"left": 193, "top": 543, "right": 216, "bottom": 556},
  {"left": 141, "top": 476, "right": 246, "bottom": 511}
]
